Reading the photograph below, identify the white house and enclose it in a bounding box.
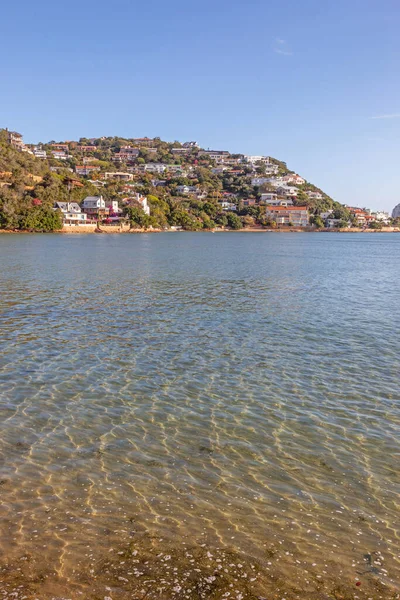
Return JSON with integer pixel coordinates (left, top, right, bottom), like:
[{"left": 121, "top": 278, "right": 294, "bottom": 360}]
[
  {"left": 54, "top": 202, "right": 88, "bottom": 225},
  {"left": 122, "top": 193, "right": 150, "bottom": 215},
  {"left": 282, "top": 174, "right": 305, "bottom": 185},
  {"left": 260, "top": 193, "right": 292, "bottom": 206},
  {"left": 372, "top": 211, "right": 390, "bottom": 222},
  {"left": 82, "top": 195, "right": 106, "bottom": 217},
  {"left": 220, "top": 201, "right": 237, "bottom": 211},
  {"left": 306, "top": 191, "right": 324, "bottom": 200},
  {"left": 104, "top": 172, "right": 134, "bottom": 181},
  {"left": 275, "top": 185, "right": 299, "bottom": 197},
  {"left": 33, "top": 147, "right": 47, "bottom": 159}
]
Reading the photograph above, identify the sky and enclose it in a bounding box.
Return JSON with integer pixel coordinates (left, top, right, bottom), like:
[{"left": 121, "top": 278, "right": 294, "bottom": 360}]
[{"left": 1, "top": 0, "right": 399, "bottom": 212}]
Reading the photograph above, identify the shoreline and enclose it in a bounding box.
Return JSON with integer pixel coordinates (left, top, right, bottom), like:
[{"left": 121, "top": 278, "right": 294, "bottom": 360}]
[{"left": 0, "top": 226, "right": 399, "bottom": 235}]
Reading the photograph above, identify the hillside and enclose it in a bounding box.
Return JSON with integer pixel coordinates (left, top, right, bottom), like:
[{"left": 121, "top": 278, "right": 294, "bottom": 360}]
[{"left": 0, "top": 128, "right": 350, "bottom": 231}]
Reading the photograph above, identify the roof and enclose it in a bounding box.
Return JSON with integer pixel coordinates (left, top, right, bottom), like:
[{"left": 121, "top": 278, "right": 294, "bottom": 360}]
[{"left": 267, "top": 205, "right": 308, "bottom": 211}]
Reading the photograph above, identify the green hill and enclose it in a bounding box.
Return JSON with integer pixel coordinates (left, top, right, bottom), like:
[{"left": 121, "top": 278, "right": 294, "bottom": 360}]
[{"left": 0, "top": 129, "right": 341, "bottom": 231}]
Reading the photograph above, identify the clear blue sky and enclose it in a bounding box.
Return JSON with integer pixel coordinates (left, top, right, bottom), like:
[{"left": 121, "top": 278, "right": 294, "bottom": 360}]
[{"left": 2, "top": 0, "right": 399, "bottom": 211}]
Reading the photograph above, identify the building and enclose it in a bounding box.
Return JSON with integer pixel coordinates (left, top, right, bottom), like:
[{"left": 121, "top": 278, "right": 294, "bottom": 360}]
[
  {"left": 33, "top": 147, "right": 47, "bottom": 158},
  {"left": 391, "top": 203, "right": 400, "bottom": 219},
  {"left": 75, "top": 165, "right": 97, "bottom": 176},
  {"left": 326, "top": 218, "right": 344, "bottom": 228},
  {"left": 220, "top": 201, "right": 237, "bottom": 211},
  {"left": 260, "top": 193, "right": 292, "bottom": 206},
  {"left": 6, "top": 130, "right": 32, "bottom": 153},
  {"left": 260, "top": 192, "right": 278, "bottom": 203},
  {"left": 266, "top": 205, "right": 309, "bottom": 226},
  {"left": 349, "top": 208, "right": 369, "bottom": 225},
  {"left": 198, "top": 150, "right": 230, "bottom": 161},
  {"left": 115, "top": 146, "right": 140, "bottom": 162},
  {"left": 82, "top": 195, "right": 107, "bottom": 218},
  {"left": 176, "top": 185, "right": 206, "bottom": 198},
  {"left": 104, "top": 200, "right": 123, "bottom": 216},
  {"left": 282, "top": 174, "right": 305, "bottom": 185},
  {"left": 104, "top": 172, "right": 133, "bottom": 181},
  {"left": 372, "top": 211, "right": 390, "bottom": 223},
  {"left": 78, "top": 145, "right": 97, "bottom": 152},
  {"left": 122, "top": 193, "right": 150, "bottom": 215},
  {"left": 275, "top": 185, "right": 299, "bottom": 197},
  {"left": 51, "top": 150, "right": 69, "bottom": 160},
  {"left": 171, "top": 148, "right": 190, "bottom": 155},
  {"left": 151, "top": 179, "right": 167, "bottom": 187},
  {"left": 242, "top": 198, "right": 257, "bottom": 206},
  {"left": 306, "top": 190, "right": 324, "bottom": 200},
  {"left": 54, "top": 202, "right": 88, "bottom": 225}
]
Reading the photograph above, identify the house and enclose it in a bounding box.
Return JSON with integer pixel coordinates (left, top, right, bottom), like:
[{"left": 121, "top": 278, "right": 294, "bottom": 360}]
[
  {"left": 122, "top": 193, "right": 150, "bottom": 215},
  {"left": 306, "top": 191, "right": 323, "bottom": 200},
  {"left": 260, "top": 192, "right": 278, "bottom": 203},
  {"left": 211, "top": 167, "right": 228, "bottom": 174},
  {"left": 6, "top": 130, "right": 32, "bottom": 153},
  {"left": 143, "top": 163, "right": 167, "bottom": 174},
  {"left": 54, "top": 202, "right": 88, "bottom": 225},
  {"left": 78, "top": 145, "right": 97, "bottom": 152},
  {"left": 326, "top": 218, "right": 344, "bottom": 228},
  {"left": 33, "top": 147, "right": 47, "bottom": 159},
  {"left": 75, "top": 165, "right": 97, "bottom": 176},
  {"left": 220, "top": 201, "right": 237, "bottom": 211},
  {"left": 115, "top": 146, "right": 140, "bottom": 162},
  {"left": 320, "top": 210, "right": 333, "bottom": 219},
  {"left": 244, "top": 155, "right": 271, "bottom": 164},
  {"left": 266, "top": 205, "right": 309, "bottom": 226},
  {"left": 373, "top": 211, "right": 390, "bottom": 223},
  {"left": 151, "top": 179, "right": 167, "bottom": 187},
  {"left": 349, "top": 208, "right": 369, "bottom": 225},
  {"left": 275, "top": 185, "right": 299, "bottom": 197},
  {"left": 171, "top": 148, "right": 190, "bottom": 155},
  {"left": 82, "top": 195, "right": 107, "bottom": 218},
  {"left": 104, "top": 200, "right": 122, "bottom": 216},
  {"left": 166, "top": 164, "right": 187, "bottom": 174},
  {"left": 104, "top": 172, "right": 133, "bottom": 181},
  {"left": 198, "top": 150, "right": 230, "bottom": 161},
  {"left": 176, "top": 185, "right": 206, "bottom": 198},
  {"left": 282, "top": 174, "right": 305, "bottom": 185},
  {"left": 51, "top": 150, "right": 69, "bottom": 160},
  {"left": 242, "top": 198, "right": 257, "bottom": 206},
  {"left": 251, "top": 176, "right": 282, "bottom": 186}
]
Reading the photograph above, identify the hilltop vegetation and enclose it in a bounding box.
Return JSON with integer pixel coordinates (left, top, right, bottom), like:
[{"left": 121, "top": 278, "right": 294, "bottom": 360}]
[{"left": 0, "top": 129, "right": 359, "bottom": 231}]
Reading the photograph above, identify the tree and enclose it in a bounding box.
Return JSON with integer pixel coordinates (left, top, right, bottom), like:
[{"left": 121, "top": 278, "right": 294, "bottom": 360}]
[
  {"left": 227, "top": 213, "right": 242, "bottom": 229},
  {"left": 310, "top": 215, "right": 324, "bottom": 228}
]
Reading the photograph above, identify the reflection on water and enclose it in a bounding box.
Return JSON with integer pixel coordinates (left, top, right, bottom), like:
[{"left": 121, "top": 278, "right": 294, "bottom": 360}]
[{"left": 0, "top": 232, "right": 399, "bottom": 599}]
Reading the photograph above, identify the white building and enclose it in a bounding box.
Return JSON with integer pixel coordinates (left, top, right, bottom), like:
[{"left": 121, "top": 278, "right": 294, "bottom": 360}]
[
  {"left": 282, "top": 174, "right": 305, "bottom": 185},
  {"left": 220, "top": 201, "right": 237, "bottom": 211},
  {"left": 54, "top": 202, "right": 88, "bottom": 225},
  {"left": 306, "top": 191, "right": 324, "bottom": 200},
  {"left": 104, "top": 172, "right": 134, "bottom": 181},
  {"left": 275, "top": 185, "right": 299, "bottom": 197},
  {"left": 372, "top": 211, "right": 390, "bottom": 222},
  {"left": 33, "top": 147, "right": 47, "bottom": 159},
  {"left": 260, "top": 193, "right": 292, "bottom": 206},
  {"left": 82, "top": 195, "right": 106, "bottom": 217}
]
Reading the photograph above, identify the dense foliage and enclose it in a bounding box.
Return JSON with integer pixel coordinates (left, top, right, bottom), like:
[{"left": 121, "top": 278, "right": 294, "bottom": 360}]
[{"left": 0, "top": 129, "right": 390, "bottom": 231}]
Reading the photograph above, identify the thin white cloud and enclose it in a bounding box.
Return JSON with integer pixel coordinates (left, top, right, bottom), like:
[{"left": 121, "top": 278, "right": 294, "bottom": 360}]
[
  {"left": 273, "top": 38, "right": 292, "bottom": 56},
  {"left": 370, "top": 113, "right": 400, "bottom": 119}
]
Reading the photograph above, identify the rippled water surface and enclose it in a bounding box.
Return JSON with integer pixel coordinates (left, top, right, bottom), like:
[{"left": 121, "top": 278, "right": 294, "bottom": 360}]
[{"left": 0, "top": 232, "right": 399, "bottom": 599}]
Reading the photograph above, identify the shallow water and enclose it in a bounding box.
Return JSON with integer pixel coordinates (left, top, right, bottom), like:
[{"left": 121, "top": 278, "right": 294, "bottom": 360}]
[{"left": 0, "top": 232, "right": 399, "bottom": 599}]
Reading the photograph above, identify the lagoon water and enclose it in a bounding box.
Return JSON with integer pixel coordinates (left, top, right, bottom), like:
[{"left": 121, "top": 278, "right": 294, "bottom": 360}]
[{"left": 0, "top": 232, "right": 399, "bottom": 599}]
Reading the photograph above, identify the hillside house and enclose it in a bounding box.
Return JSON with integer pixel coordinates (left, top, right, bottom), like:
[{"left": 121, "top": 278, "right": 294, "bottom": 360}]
[
  {"left": 104, "top": 172, "right": 133, "bottom": 181},
  {"left": 82, "top": 195, "right": 107, "bottom": 218},
  {"left": 266, "top": 205, "right": 309, "bottom": 226},
  {"left": 75, "top": 165, "right": 97, "bottom": 176},
  {"left": 54, "top": 202, "right": 88, "bottom": 225}
]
